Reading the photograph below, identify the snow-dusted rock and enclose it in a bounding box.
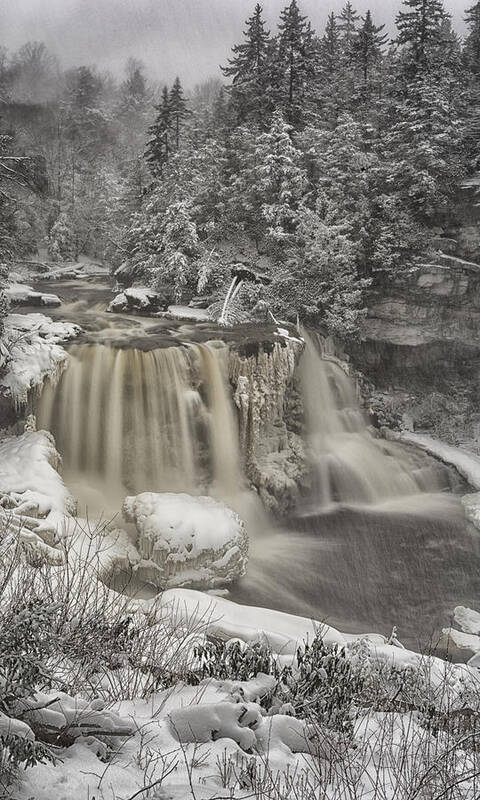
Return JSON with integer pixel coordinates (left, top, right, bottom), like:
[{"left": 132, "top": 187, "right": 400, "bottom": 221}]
[
  {"left": 169, "top": 701, "right": 262, "bottom": 750},
  {"left": 441, "top": 606, "right": 480, "bottom": 665},
  {"left": 5, "top": 282, "right": 61, "bottom": 307},
  {"left": 123, "top": 492, "right": 248, "bottom": 589},
  {"left": 0, "top": 312, "right": 81, "bottom": 406},
  {"left": 454, "top": 605, "right": 480, "bottom": 635},
  {"left": 0, "top": 429, "right": 74, "bottom": 517},
  {"left": 0, "top": 428, "right": 75, "bottom": 562},
  {"left": 107, "top": 286, "right": 163, "bottom": 314}
]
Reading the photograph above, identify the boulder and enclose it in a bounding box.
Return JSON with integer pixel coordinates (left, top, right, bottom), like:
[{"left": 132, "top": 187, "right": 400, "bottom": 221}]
[
  {"left": 107, "top": 286, "right": 164, "bottom": 314},
  {"left": 123, "top": 492, "right": 248, "bottom": 589}
]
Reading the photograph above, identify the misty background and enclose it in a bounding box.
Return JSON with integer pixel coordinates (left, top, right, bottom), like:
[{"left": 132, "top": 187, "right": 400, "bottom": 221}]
[{"left": 0, "top": 0, "right": 470, "bottom": 87}]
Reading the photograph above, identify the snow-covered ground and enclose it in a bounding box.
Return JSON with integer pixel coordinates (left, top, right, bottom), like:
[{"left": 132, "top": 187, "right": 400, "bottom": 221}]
[{"left": 1, "top": 424, "right": 480, "bottom": 798}]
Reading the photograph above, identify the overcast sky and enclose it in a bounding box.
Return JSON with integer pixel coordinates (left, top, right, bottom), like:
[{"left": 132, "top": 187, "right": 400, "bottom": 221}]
[{"left": 0, "top": 0, "right": 470, "bottom": 87}]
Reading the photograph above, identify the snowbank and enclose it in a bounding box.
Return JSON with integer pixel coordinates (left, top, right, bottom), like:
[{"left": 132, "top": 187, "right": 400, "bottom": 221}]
[
  {"left": 123, "top": 492, "right": 248, "bottom": 589},
  {"left": 154, "top": 587, "right": 347, "bottom": 656},
  {"left": 0, "top": 312, "right": 81, "bottom": 406}
]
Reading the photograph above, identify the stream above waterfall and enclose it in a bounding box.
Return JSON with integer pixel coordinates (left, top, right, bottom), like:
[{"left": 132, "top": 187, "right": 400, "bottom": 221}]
[{"left": 21, "top": 273, "right": 480, "bottom": 653}]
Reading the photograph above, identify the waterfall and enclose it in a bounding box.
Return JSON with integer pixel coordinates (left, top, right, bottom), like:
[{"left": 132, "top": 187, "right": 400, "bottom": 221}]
[
  {"left": 299, "top": 332, "right": 437, "bottom": 507},
  {"left": 37, "top": 342, "right": 242, "bottom": 515}
]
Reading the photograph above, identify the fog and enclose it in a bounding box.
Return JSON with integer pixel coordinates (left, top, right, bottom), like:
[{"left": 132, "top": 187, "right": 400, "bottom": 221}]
[{"left": 0, "top": 0, "right": 470, "bottom": 86}]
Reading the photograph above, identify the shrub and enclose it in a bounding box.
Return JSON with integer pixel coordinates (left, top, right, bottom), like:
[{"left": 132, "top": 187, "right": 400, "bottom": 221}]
[{"left": 0, "top": 598, "right": 57, "bottom": 771}]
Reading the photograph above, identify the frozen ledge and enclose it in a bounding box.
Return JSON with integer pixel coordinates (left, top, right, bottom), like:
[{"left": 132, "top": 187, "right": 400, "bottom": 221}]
[{"left": 399, "top": 431, "right": 480, "bottom": 490}]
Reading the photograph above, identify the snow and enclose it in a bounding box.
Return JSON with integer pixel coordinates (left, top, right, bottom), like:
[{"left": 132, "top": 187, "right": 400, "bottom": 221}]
[
  {"left": 0, "top": 428, "right": 75, "bottom": 562},
  {"left": 442, "top": 606, "right": 480, "bottom": 665},
  {"left": 169, "top": 700, "right": 262, "bottom": 749},
  {"left": 399, "top": 432, "right": 480, "bottom": 489},
  {"left": 153, "top": 587, "right": 347, "bottom": 656},
  {"left": 107, "top": 285, "right": 160, "bottom": 312},
  {"left": 165, "top": 303, "right": 210, "bottom": 320},
  {"left": 454, "top": 605, "right": 480, "bottom": 635},
  {"left": 0, "top": 312, "right": 81, "bottom": 406},
  {"left": 5, "top": 282, "right": 61, "bottom": 307},
  {"left": 123, "top": 492, "right": 248, "bottom": 589},
  {"left": 0, "top": 429, "right": 74, "bottom": 517}
]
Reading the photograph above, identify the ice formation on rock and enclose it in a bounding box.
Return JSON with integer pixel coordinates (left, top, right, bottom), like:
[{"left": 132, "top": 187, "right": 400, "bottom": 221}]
[
  {"left": 229, "top": 338, "right": 307, "bottom": 515},
  {"left": 0, "top": 312, "right": 81, "bottom": 407}
]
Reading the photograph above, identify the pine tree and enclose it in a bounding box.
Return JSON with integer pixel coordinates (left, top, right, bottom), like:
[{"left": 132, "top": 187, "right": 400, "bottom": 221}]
[
  {"left": 48, "top": 212, "right": 76, "bottom": 261},
  {"left": 395, "top": 0, "right": 447, "bottom": 74},
  {"left": 276, "top": 0, "right": 317, "bottom": 128},
  {"left": 382, "top": 74, "right": 465, "bottom": 222},
  {"left": 144, "top": 86, "right": 171, "bottom": 175},
  {"left": 338, "top": 2, "right": 360, "bottom": 65},
  {"left": 222, "top": 4, "right": 273, "bottom": 126},
  {"left": 320, "top": 13, "right": 341, "bottom": 75},
  {"left": 465, "top": 2, "right": 480, "bottom": 74},
  {"left": 169, "top": 77, "right": 189, "bottom": 150},
  {"left": 293, "top": 197, "right": 369, "bottom": 336},
  {"left": 353, "top": 11, "right": 388, "bottom": 83}
]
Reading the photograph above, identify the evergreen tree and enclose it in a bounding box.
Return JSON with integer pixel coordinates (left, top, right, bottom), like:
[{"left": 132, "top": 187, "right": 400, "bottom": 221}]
[
  {"left": 338, "top": 2, "right": 360, "bottom": 65},
  {"left": 228, "top": 111, "right": 307, "bottom": 246},
  {"left": 320, "top": 13, "right": 341, "bottom": 75},
  {"left": 465, "top": 2, "right": 480, "bottom": 74},
  {"left": 275, "top": 0, "right": 317, "bottom": 128},
  {"left": 294, "top": 197, "right": 369, "bottom": 336},
  {"left": 353, "top": 11, "right": 388, "bottom": 84},
  {"left": 382, "top": 74, "right": 465, "bottom": 222},
  {"left": 48, "top": 211, "right": 76, "bottom": 261},
  {"left": 169, "top": 77, "right": 189, "bottom": 149},
  {"left": 395, "top": 0, "right": 447, "bottom": 74},
  {"left": 144, "top": 86, "right": 171, "bottom": 175},
  {"left": 222, "top": 4, "right": 273, "bottom": 125}
]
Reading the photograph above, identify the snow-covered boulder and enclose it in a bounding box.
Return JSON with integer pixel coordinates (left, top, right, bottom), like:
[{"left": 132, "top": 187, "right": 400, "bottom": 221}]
[
  {"left": 169, "top": 701, "right": 262, "bottom": 750},
  {"left": 107, "top": 286, "right": 164, "bottom": 314},
  {"left": 123, "top": 492, "right": 248, "bottom": 590},
  {"left": 5, "top": 282, "right": 61, "bottom": 307},
  {"left": 0, "top": 312, "right": 81, "bottom": 406},
  {"left": 0, "top": 428, "right": 76, "bottom": 563}
]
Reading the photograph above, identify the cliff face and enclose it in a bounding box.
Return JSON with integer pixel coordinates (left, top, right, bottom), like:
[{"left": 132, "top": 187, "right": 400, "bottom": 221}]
[{"left": 351, "top": 176, "right": 480, "bottom": 450}]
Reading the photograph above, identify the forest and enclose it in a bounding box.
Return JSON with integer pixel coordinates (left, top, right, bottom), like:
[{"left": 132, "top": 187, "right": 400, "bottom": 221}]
[{"left": 0, "top": 0, "right": 479, "bottom": 337}]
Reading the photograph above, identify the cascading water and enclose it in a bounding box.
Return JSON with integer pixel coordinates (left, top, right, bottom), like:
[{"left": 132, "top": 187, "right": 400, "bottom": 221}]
[
  {"left": 28, "top": 274, "right": 480, "bottom": 648},
  {"left": 298, "top": 331, "right": 444, "bottom": 508},
  {"left": 37, "top": 341, "right": 243, "bottom": 515}
]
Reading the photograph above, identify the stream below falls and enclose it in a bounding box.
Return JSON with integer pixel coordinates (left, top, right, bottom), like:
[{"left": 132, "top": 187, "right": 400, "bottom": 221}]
[{"left": 24, "top": 275, "right": 480, "bottom": 653}]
